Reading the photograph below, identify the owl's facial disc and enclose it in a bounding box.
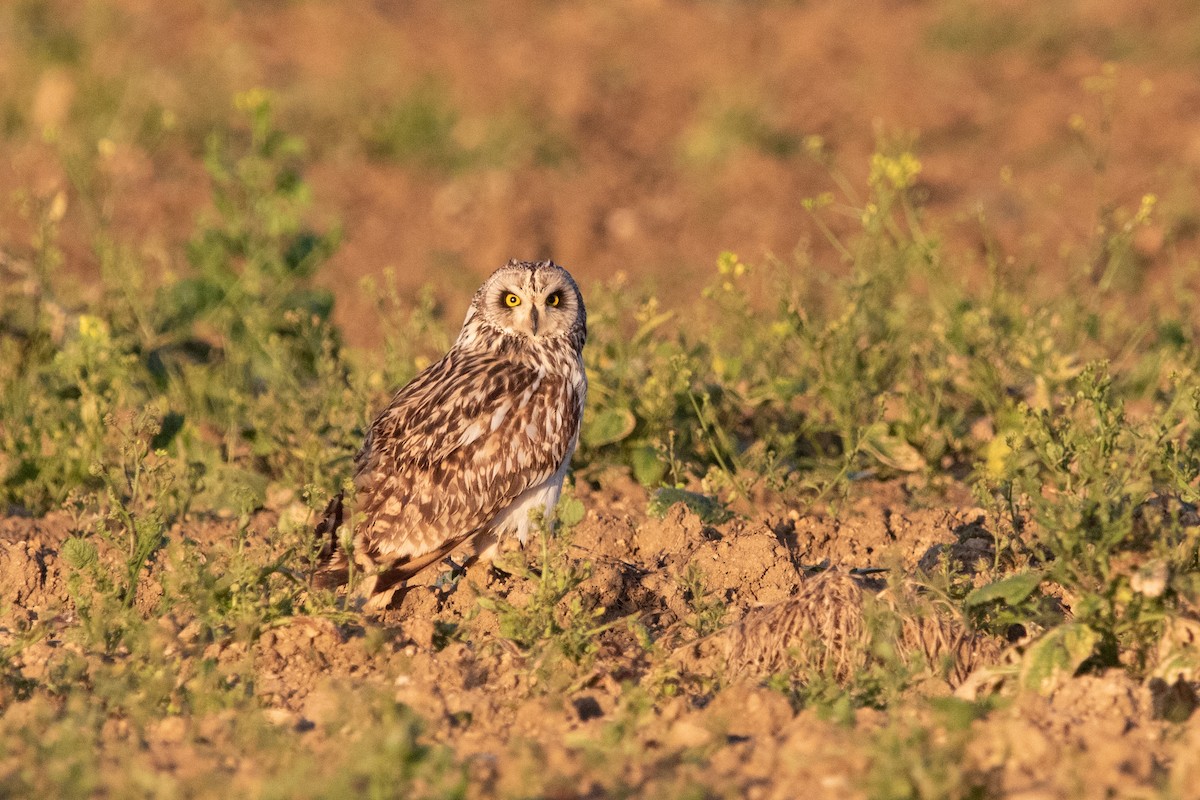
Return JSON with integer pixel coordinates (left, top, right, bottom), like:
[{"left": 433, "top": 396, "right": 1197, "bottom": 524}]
[
  {"left": 460, "top": 260, "right": 584, "bottom": 348},
  {"left": 496, "top": 285, "right": 571, "bottom": 338}
]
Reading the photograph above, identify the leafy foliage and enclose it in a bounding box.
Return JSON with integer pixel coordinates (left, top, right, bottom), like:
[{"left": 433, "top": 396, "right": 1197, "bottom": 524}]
[{"left": 475, "top": 497, "right": 612, "bottom": 678}]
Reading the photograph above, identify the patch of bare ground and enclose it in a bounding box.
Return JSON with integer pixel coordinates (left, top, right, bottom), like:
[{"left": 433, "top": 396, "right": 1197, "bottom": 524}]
[{"left": 1, "top": 478, "right": 1197, "bottom": 796}]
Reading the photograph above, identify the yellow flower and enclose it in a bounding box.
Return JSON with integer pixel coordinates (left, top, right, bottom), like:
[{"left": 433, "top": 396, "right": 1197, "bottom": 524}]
[
  {"left": 716, "top": 251, "right": 744, "bottom": 276},
  {"left": 984, "top": 435, "right": 1013, "bottom": 480},
  {"left": 77, "top": 314, "right": 110, "bottom": 342},
  {"left": 234, "top": 87, "right": 272, "bottom": 112},
  {"left": 802, "top": 192, "right": 834, "bottom": 211},
  {"left": 1134, "top": 194, "right": 1157, "bottom": 225},
  {"left": 869, "top": 152, "right": 922, "bottom": 190}
]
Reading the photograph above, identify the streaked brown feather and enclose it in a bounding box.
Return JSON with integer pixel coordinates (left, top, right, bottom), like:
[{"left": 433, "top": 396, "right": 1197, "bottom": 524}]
[
  {"left": 312, "top": 259, "right": 586, "bottom": 606},
  {"left": 354, "top": 354, "right": 580, "bottom": 558}
]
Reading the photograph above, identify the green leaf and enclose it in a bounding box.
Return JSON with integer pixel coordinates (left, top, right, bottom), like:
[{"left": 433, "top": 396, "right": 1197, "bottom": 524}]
[
  {"left": 631, "top": 443, "right": 667, "bottom": 486},
  {"left": 966, "top": 570, "right": 1042, "bottom": 608},
  {"left": 583, "top": 407, "right": 636, "bottom": 448},
  {"left": 157, "top": 277, "right": 224, "bottom": 331},
  {"left": 61, "top": 537, "right": 99, "bottom": 570},
  {"left": 284, "top": 231, "right": 339, "bottom": 277},
  {"left": 201, "top": 464, "right": 269, "bottom": 512},
  {"left": 1021, "top": 623, "right": 1099, "bottom": 694},
  {"left": 557, "top": 497, "right": 585, "bottom": 528},
  {"left": 648, "top": 487, "right": 733, "bottom": 524},
  {"left": 150, "top": 411, "right": 186, "bottom": 451},
  {"left": 928, "top": 696, "right": 987, "bottom": 731},
  {"left": 282, "top": 288, "right": 335, "bottom": 321}
]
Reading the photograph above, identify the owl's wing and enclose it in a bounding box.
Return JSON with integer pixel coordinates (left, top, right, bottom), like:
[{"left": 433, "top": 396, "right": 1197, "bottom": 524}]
[{"left": 351, "top": 351, "right": 582, "bottom": 568}]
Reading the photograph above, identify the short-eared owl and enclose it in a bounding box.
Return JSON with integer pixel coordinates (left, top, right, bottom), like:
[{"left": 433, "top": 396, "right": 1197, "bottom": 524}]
[{"left": 314, "top": 260, "right": 587, "bottom": 607}]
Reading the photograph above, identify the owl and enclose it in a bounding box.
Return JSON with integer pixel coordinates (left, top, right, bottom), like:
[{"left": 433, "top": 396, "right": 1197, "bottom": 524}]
[{"left": 313, "top": 259, "right": 587, "bottom": 608}]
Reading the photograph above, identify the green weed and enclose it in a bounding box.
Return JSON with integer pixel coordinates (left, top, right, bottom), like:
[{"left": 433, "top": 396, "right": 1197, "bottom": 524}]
[
  {"left": 864, "top": 701, "right": 993, "bottom": 800},
  {"left": 362, "top": 79, "right": 573, "bottom": 172},
  {"left": 972, "top": 362, "right": 1200, "bottom": 675},
  {"left": 681, "top": 100, "right": 798, "bottom": 164},
  {"left": 474, "top": 496, "right": 623, "bottom": 683},
  {"left": 677, "top": 563, "right": 727, "bottom": 638}
]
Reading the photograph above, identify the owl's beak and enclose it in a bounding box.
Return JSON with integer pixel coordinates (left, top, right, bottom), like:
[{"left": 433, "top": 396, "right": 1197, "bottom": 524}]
[{"left": 528, "top": 306, "right": 540, "bottom": 336}]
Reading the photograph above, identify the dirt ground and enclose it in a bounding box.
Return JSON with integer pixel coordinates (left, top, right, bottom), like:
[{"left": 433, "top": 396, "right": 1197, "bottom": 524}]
[{"left": 2, "top": 476, "right": 1198, "bottom": 798}]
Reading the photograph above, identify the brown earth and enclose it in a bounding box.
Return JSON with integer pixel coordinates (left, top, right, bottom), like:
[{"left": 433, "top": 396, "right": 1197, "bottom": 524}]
[
  {"left": 3, "top": 1, "right": 1200, "bottom": 349},
  {"left": 2, "top": 479, "right": 1198, "bottom": 797}
]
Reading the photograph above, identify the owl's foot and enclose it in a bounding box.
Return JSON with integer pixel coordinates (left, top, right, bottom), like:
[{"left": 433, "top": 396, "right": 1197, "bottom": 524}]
[{"left": 434, "top": 556, "right": 469, "bottom": 591}]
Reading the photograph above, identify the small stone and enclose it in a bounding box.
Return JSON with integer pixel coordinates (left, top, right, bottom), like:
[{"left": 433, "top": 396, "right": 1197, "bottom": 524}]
[
  {"left": 154, "top": 716, "right": 188, "bottom": 744},
  {"left": 263, "top": 708, "right": 298, "bottom": 728},
  {"left": 666, "top": 720, "right": 714, "bottom": 749}
]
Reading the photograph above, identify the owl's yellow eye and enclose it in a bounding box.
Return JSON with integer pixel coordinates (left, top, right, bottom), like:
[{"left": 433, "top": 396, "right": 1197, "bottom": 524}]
[
  {"left": 547, "top": 292, "right": 561, "bottom": 307},
  {"left": 504, "top": 292, "right": 522, "bottom": 308}
]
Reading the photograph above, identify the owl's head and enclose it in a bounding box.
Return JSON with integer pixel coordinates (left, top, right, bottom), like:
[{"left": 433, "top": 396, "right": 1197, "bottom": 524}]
[{"left": 459, "top": 260, "right": 586, "bottom": 352}]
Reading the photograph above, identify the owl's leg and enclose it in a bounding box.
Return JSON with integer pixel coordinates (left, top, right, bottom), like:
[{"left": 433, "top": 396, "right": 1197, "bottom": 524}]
[
  {"left": 360, "top": 580, "right": 401, "bottom": 612},
  {"left": 311, "top": 490, "right": 347, "bottom": 585},
  {"left": 470, "top": 530, "right": 501, "bottom": 562},
  {"left": 467, "top": 529, "right": 529, "bottom": 580}
]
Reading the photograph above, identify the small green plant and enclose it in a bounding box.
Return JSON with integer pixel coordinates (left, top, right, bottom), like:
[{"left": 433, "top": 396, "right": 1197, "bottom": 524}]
[
  {"left": 680, "top": 100, "right": 798, "bottom": 164},
  {"left": 55, "top": 409, "right": 187, "bottom": 654},
  {"left": 0, "top": 281, "right": 145, "bottom": 514},
  {"left": 864, "top": 702, "right": 993, "bottom": 800},
  {"left": 678, "top": 563, "right": 726, "bottom": 637},
  {"left": 361, "top": 80, "right": 464, "bottom": 170},
  {"left": 579, "top": 282, "right": 701, "bottom": 486},
  {"left": 145, "top": 88, "right": 360, "bottom": 504},
  {"left": 266, "top": 688, "right": 468, "bottom": 798},
  {"left": 361, "top": 80, "right": 573, "bottom": 173},
  {"left": 164, "top": 517, "right": 303, "bottom": 643},
  {"left": 476, "top": 497, "right": 612, "bottom": 675},
  {"left": 647, "top": 488, "right": 732, "bottom": 525},
  {"left": 2, "top": 89, "right": 361, "bottom": 515},
  {"left": 90, "top": 409, "right": 186, "bottom": 607},
  {"left": 973, "top": 362, "right": 1200, "bottom": 674}
]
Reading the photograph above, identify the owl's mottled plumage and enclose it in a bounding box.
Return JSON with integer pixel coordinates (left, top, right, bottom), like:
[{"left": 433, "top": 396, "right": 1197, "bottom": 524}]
[{"left": 314, "top": 260, "right": 587, "bottom": 607}]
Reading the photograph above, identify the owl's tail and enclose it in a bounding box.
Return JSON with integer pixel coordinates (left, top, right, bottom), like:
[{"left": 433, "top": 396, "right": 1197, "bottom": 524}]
[
  {"left": 311, "top": 491, "right": 348, "bottom": 589},
  {"left": 309, "top": 490, "right": 458, "bottom": 608}
]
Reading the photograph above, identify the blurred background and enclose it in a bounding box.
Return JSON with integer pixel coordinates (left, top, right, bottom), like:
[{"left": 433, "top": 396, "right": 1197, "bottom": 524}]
[{"left": 2, "top": 0, "right": 1199, "bottom": 347}]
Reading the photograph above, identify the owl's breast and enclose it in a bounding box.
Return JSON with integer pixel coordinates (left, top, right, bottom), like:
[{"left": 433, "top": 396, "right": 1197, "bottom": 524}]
[{"left": 485, "top": 457, "right": 572, "bottom": 546}]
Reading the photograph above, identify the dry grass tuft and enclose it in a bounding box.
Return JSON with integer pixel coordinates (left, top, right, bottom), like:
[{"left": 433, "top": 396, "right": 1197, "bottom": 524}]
[{"left": 709, "top": 571, "right": 999, "bottom": 687}]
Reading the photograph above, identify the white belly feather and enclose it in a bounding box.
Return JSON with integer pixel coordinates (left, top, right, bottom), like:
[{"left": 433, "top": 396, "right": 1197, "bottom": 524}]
[{"left": 471, "top": 456, "right": 572, "bottom": 561}]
